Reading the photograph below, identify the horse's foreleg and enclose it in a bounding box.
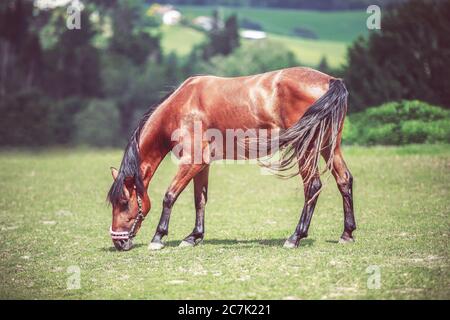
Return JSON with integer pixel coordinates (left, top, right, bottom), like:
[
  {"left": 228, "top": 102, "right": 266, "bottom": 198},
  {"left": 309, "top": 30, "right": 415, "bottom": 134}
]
[
  {"left": 284, "top": 169, "right": 322, "bottom": 248},
  {"left": 149, "top": 163, "right": 207, "bottom": 250},
  {"left": 179, "top": 165, "right": 210, "bottom": 247}
]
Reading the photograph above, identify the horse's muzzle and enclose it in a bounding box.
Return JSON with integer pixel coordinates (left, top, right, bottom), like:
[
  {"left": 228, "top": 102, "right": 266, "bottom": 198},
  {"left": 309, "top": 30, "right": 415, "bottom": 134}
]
[
  {"left": 110, "top": 227, "right": 133, "bottom": 251},
  {"left": 113, "top": 238, "right": 133, "bottom": 251}
]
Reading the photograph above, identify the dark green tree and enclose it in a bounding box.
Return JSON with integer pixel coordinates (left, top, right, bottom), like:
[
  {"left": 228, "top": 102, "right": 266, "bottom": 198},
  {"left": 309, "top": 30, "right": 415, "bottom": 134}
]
[
  {"left": 105, "top": 0, "right": 164, "bottom": 136},
  {"left": 0, "top": 0, "right": 44, "bottom": 97},
  {"left": 109, "top": 0, "right": 161, "bottom": 66},
  {"left": 317, "top": 56, "right": 330, "bottom": 75},
  {"left": 165, "top": 52, "right": 181, "bottom": 85},
  {"left": 202, "top": 12, "right": 240, "bottom": 59},
  {"left": 195, "top": 40, "right": 298, "bottom": 77},
  {"left": 43, "top": 8, "right": 102, "bottom": 99},
  {"left": 344, "top": 0, "right": 450, "bottom": 112}
]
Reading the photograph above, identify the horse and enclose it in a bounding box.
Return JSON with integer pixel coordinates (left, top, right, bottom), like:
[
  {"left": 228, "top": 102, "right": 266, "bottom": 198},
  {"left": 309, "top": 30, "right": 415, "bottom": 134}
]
[{"left": 107, "top": 67, "right": 356, "bottom": 251}]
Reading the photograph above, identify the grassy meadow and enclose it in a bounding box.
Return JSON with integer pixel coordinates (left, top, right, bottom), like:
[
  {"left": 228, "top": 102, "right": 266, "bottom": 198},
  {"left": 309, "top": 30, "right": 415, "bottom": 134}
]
[
  {"left": 160, "top": 6, "right": 367, "bottom": 67},
  {"left": 178, "top": 6, "right": 368, "bottom": 42},
  {"left": 0, "top": 145, "right": 449, "bottom": 299}
]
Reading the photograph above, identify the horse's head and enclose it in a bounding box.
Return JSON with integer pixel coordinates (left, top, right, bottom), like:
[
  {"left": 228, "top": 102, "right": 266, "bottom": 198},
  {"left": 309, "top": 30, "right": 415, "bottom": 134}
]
[{"left": 108, "top": 167, "right": 150, "bottom": 251}]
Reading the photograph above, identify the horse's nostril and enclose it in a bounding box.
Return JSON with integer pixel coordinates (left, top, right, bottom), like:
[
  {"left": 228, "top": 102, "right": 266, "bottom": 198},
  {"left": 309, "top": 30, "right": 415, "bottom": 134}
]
[{"left": 113, "top": 239, "right": 133, "bottom": 251}]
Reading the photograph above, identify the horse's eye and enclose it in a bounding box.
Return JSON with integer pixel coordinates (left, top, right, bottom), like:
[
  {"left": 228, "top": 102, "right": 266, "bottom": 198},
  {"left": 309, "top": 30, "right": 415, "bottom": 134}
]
[{"left": 118, "top": 199, "right": 129, "bottom": 210}]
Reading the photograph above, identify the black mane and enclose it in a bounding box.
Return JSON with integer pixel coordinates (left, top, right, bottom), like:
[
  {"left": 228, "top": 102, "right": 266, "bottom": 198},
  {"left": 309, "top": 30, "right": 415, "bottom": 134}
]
[{"left": 107, "top": 91, "right": 174, "bottom": 205}]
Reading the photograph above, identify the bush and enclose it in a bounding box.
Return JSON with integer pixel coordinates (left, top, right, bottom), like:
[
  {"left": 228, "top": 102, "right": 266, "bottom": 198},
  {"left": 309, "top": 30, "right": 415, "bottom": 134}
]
[
  {"left": 365, "top": 124, "right": 401, "bottom": 145},
  {"left": 0, "top": 89, "right": 53, "bottom": 146},
  {"left": 74, "top": 100, "right": 121, "bottom": 147},
  {"left": 425, "top": 119, "right": 450, "bottom": 143},
  {"left": 345, "top": 100, "right": 450, "bottom": 145},
  {"left": 364, "top": 100, "right": 448, "bottom": 124},
  {"left": 400, "top": 120, "right": 428, "bottom": 144},
  {"left": 48, "top": 97, "right": 85, "bottom": 145}
]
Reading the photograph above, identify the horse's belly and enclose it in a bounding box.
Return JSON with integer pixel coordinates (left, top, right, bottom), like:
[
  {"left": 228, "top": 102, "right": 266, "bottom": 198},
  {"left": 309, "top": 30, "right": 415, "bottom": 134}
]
[{"left": 204, "top": 126, "right": 281, "bottom": 161}]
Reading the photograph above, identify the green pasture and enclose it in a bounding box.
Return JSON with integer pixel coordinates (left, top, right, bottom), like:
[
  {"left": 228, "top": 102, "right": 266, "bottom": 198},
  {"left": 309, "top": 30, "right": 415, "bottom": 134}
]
[
  {"left": 160, "top": 7, "right": 366, "bottom": 67},
  {"left": 160, "top": 24, "right": 207, "bottom": 57},
  {"left": 161, "top": 25, "right": 347, "bottom": 67},
  {"left": 267, "top": 33, "right": 347, "bottom": 67},
  {"left": 0, "top": 145, "right": 449, "bottom": 299},
  {"left": 178, "top": 6, "right": 368, "bottom": 42}
]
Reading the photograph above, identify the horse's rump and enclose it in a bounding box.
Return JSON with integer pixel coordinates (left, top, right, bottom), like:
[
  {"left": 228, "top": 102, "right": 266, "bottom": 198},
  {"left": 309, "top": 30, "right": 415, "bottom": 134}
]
[{"left": 267, "top": 78, "right": 348, "bottom": 182}]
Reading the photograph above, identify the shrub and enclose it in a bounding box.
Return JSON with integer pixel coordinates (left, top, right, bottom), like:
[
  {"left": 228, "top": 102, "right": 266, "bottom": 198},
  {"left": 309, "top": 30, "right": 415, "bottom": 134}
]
[
  {"left": 342, "top": 118, "right": 355, "bottom": 144},
  {"left": 423, "top": 119, "right": 450, "bottom": 143},
  {"left": 364, "top": 100, "right": 448, "bottom": 124},
  {"left": 365, "top": 124, "right": 401, "bottom": 145},
  {"left": 0, "top": 89, "right": 53, "bottom": 146},
  {"left": 346, "top": 100, "right": 450, "bottom": 145},
  {"left": 74, "top": 99, "right": 121, "bottom": 147},
  {"left": 400, "top": 120, "right": 429, "bottom": 144},
  {"left": 48, "top": 97, "right": 85, "bottom": 145}
]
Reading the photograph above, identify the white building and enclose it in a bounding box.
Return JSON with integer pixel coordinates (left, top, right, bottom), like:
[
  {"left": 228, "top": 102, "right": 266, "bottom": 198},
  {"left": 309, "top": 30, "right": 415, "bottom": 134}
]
[
  {"left": 150, "top": 4, "right": 182, "bottom": 26},
  {"left": 240, "top": 30, "right": 267, "bottom": 40},
  {"left": 162, "top": 10, "right": 181, "bottom": 25}
]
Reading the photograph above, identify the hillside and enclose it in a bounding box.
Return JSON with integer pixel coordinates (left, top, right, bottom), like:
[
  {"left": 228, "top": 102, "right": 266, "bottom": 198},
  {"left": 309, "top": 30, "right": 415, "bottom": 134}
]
[
  {"left": 178, "top": 5, "right": 368, "bottom": 43},
  {"left": 160, "top": 6, "right": 368, "bottom": 68}
]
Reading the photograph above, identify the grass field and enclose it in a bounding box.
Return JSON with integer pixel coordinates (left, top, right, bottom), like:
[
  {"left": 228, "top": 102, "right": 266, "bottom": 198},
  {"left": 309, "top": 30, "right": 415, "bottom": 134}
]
[
  {"left": 160, "top": 6, "right": 366, "bottom": 68},
  {"left": 0, "top": 145, "right": 449, "bottom": 299},
  {"left": 160, "top": 24, "right": 206, "bottom": 57},
  {"left": 161, "top": 26, "right": 347, "bottom": 67},
  {"left": 267, "top": 33, "right": 347, "bottom": 67},
  {"left": 178, "top": 6, "right": 368, "bottom": 42}
]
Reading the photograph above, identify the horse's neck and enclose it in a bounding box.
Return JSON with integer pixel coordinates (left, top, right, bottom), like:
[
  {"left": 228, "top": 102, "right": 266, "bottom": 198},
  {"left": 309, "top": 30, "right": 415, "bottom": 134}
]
[{"left": 139, "top": 116, "right": 170, "bottom": 188}]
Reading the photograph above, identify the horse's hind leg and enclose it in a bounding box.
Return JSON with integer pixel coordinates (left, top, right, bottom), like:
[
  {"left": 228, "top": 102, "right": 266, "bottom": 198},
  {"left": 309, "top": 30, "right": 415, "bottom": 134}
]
[
  {"left": 323, "top": 145, "right": 356, "bottom": 243},
  {"left": 284, "top": 168, "right": 322, "bottom": 248},
  {"left": 179, "top": 165, "right": 210, "bottom": 247},
  {"left": 149, "top": 163, "right": 208, "bottom": 250}
]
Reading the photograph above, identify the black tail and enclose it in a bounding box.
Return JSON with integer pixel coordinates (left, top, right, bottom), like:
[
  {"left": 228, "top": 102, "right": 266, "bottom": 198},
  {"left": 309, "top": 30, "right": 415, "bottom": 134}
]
[{"left": 272, "top": 78, "right": 348, "bottom": 182}]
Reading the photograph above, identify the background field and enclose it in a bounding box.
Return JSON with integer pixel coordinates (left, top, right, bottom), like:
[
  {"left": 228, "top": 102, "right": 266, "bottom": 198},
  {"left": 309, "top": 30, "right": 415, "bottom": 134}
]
[
  {"left": 161, "top": 6, "right": 365, "bottom": 67},
  {"left": 0, "top": 145, "right": 449, "bottom": 299},
  {"left": 178, "top": 6, "right": 367, "bottom": 42}
]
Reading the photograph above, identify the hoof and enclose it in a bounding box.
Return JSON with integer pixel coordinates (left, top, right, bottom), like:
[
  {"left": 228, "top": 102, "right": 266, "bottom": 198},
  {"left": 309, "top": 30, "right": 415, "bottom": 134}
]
[
  {"left": 179, "top": 238, "right": 203, "bottom": 247},
  {"left": 283, "top": 240, "right": 298, "bottom": 249},
  {"left": 148, "top": 242, "right": 165, "bottom": 251},
  {"left": 179, "top": 240, "right": 195, "bottom": 247},
  {"left": 339, "top": 237, "right": 355, "bottom": 244}
]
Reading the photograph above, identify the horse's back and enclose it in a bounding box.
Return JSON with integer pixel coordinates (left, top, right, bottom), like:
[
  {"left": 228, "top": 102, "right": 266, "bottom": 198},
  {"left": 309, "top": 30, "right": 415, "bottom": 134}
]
[{"left": 175, "top": 67, "right": 334, "bottom": 130}]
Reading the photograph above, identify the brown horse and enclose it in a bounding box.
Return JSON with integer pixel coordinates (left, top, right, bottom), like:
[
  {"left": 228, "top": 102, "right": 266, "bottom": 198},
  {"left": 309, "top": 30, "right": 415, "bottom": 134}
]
[{"left": 108, "top": 67, "right": 356, "bottom": 251}]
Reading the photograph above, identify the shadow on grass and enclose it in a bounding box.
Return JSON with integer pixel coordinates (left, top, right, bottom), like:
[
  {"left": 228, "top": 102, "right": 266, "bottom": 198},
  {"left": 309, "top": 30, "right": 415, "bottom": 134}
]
[
  {"left": 100, "top": 243, "right": 147, "bottom": 252},
  {"left": 164, "top": 238, "right": 315, "bottom": 248},
  {"left": 99, "top": 239, "right": 316, "bottom": 252}
]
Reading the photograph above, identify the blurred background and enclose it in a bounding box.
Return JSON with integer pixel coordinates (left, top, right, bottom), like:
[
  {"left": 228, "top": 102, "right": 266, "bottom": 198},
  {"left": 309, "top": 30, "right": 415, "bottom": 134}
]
[
  {"left": 0, "top": 0, "right": 449, "bottom": 148},
  {"left": 1, "top": 1, "right": 449, "bottom": 300}
]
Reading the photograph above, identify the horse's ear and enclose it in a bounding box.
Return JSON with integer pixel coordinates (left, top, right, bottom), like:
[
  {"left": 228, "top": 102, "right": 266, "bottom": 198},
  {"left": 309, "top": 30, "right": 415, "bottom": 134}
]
[
  {"left": 110, "top": 167, "right": 119, "bottom": 180},
  {"left": 122, "top": 176, "right": 135, "bottom": 200}
]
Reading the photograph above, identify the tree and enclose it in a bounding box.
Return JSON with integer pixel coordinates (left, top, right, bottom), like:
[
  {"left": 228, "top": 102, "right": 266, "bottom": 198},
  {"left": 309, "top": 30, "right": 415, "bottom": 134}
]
[
  {"left": 105, "top": 0, "right": 164, "bottom": 136},
  {"left": 74, "top": 99, "right": 121, "bottom": 147},
  {"left": 317, "top": 56, "right": 330, "bottom": 75},
  {"left": 195, "top": 40, "right": 298, "bottom": 77},
  {"left": 0, "top": 0, "right": 44, "bottom": 98},
  {"left": 165, "top": 52, "right": 181, "bottom": 85},
  {"left": 43, "top": 8, "right": 102, "bottom": 99},
  {"left": 202, "top": 12, "right": 240, "bottom": 59},
  {"left": 109, "top": 0, "right": 161, "bottom": 66},
  {"left": 344, "top": 0, "right": 450, "bottom": 112}
]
